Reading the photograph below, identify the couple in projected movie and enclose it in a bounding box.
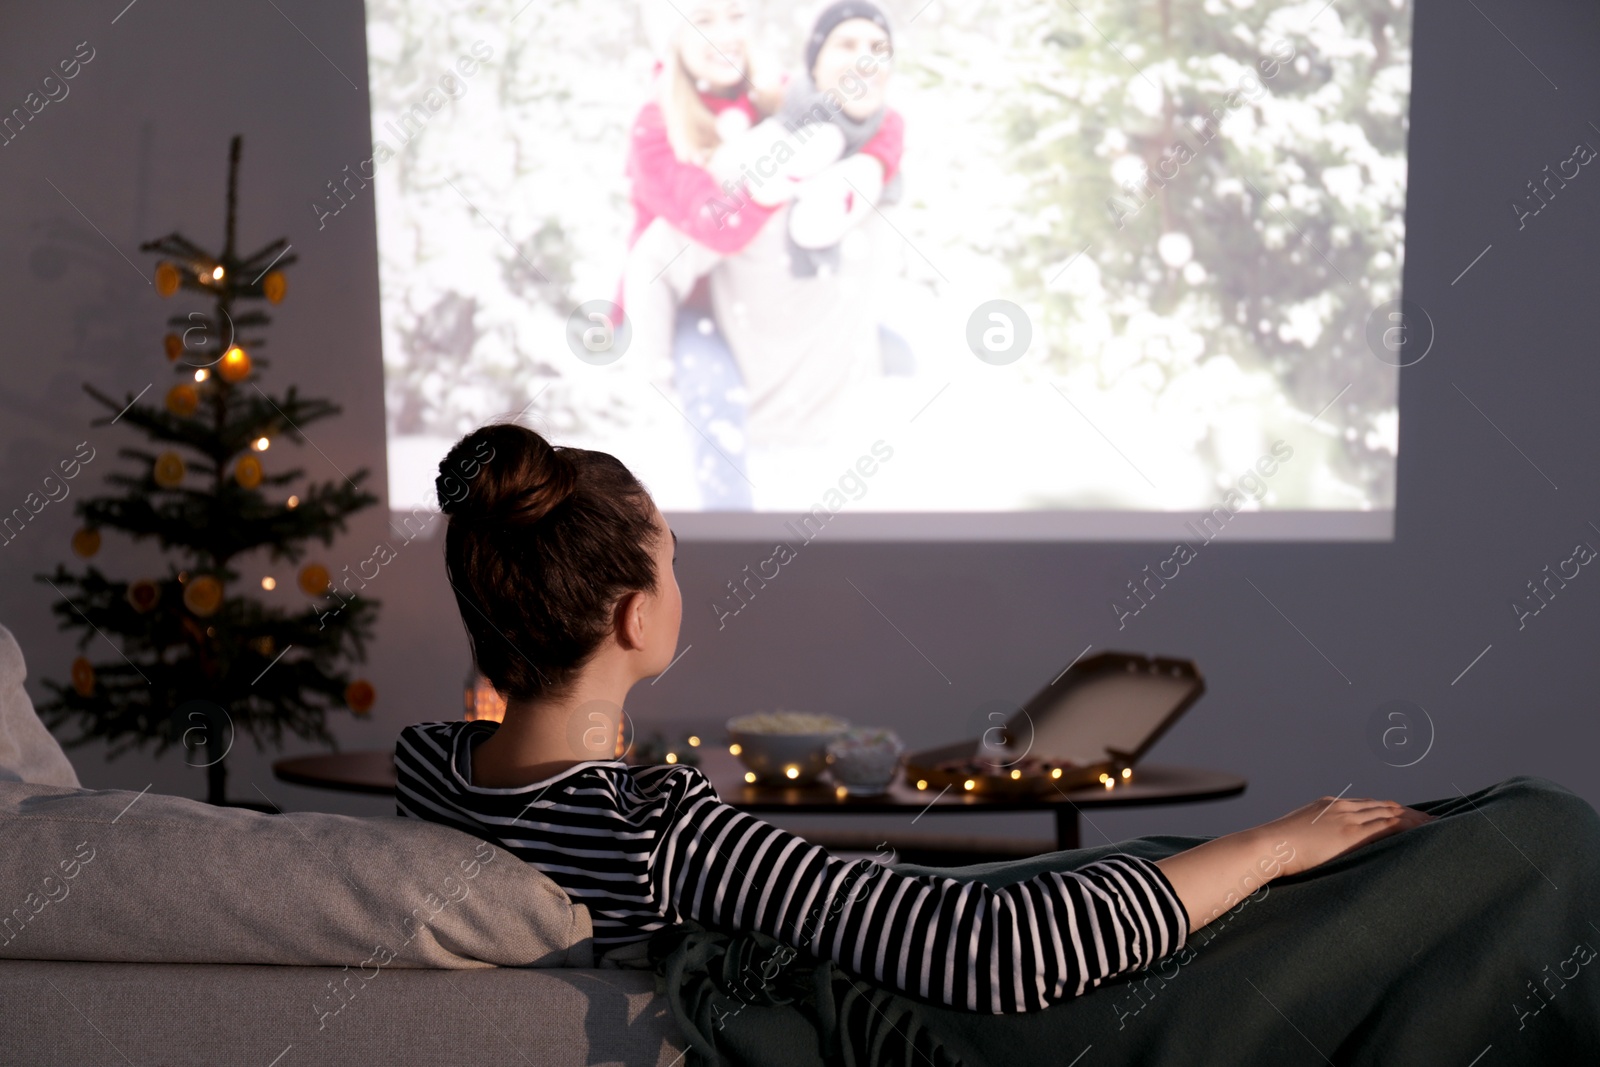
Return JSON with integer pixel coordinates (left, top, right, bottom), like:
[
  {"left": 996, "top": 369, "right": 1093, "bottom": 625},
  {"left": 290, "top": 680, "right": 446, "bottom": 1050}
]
[{"left": 613, "top": 0, "right": 914, "bottom": 509}]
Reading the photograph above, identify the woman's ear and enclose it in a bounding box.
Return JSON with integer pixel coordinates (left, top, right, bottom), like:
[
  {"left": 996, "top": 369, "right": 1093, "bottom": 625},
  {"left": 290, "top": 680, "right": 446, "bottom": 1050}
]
[{"left": 614, "top": 590, "right": 649, "bottom": 652}]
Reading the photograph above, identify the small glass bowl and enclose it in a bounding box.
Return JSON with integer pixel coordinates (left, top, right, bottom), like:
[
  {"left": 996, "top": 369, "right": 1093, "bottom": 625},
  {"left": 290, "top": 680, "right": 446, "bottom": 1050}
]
[{"left": 825, "top": 728, "right": 905, "bottom": 797}]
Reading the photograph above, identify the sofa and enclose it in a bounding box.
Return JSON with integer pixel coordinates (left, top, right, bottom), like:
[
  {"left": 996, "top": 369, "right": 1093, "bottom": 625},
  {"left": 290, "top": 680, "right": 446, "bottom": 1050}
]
[{"left": 0, "top": 623, "right": 689, "bottom": 1066}]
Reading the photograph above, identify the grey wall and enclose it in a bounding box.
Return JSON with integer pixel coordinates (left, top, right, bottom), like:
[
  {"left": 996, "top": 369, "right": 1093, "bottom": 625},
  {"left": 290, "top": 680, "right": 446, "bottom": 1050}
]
[{"left": 2, "top": 1, "right": 1597, "bottom": 853}]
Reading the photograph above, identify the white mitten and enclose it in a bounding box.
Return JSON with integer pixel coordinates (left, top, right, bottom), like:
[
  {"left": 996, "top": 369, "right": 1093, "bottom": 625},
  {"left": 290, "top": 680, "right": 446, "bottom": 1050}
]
[
  {"left": 782, "top": 122, "right": 847, "bottom": 181},
  {"left": 788, "top": 153, "right": 886, "bottom": 249},
  {"left": 712, "top": 118, "right": 800, "bottom": 205},
  {"left": 831, "top": 153, "right": 885, "bottom": 206},
  {"left": 788, "top": 182, "right": 852, "bottom": 249},
  {"left": 716, "top": 119, "right": 853, "bottom": 207},
  {"left": 714, "top": 107, "right": 753, "bottom": 145}
]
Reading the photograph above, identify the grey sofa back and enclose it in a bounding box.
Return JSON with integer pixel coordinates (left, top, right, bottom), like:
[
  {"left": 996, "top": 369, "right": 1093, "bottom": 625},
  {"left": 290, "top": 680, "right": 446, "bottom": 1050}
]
[{"left": 0, "top": 780, "right": 595, "bottom": 969}]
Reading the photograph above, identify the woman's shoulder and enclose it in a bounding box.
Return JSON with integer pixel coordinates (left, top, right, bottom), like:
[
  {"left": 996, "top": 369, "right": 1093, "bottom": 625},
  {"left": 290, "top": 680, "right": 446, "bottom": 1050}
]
[
  {"left": 615, "top": 762, "right": 725, "bottom": 810},
  {"left": 630, "top": 97, "right": 666, "bottom": 133},
  {"left": 583, "top": 762, "right": 721, "bottom": 832},
  {"left": 624, "top": 760, "right": 717, "bottom": 793},
  {"left": 396, "top": 719, "right": 464, "bottom": 750}
]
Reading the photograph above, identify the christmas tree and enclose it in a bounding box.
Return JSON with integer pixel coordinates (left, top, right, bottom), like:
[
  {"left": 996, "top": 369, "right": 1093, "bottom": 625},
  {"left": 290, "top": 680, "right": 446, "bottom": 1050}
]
[{"left": 34, "top": 135, "right": 382, "bottom": 809}]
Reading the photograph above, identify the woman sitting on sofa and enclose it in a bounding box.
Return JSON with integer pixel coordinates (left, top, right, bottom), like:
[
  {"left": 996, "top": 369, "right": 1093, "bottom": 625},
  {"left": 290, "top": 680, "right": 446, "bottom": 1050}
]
[{"left": 395, "top": 420, "right": 1600, "bottom": 1048}]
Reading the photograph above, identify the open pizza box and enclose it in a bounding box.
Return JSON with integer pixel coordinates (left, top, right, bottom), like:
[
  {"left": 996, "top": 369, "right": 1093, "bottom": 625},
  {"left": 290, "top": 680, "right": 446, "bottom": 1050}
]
[{"left": 904, "top": 650, "right": 1205, "bottom": 794}]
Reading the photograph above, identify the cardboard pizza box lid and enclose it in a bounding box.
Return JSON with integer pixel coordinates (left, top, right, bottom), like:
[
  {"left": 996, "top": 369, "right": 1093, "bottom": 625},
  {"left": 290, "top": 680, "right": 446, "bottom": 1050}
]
[{"left": 910, "top": 651, "right": 1205, "bottom": 772}]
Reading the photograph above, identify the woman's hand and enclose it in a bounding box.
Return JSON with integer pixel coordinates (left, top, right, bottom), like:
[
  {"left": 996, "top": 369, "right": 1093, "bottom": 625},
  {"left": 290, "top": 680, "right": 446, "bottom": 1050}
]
[
  {"left": 1154, "top": 794, "right": 1435, "bottom": 934},
  {"left": 708, "top": 119, "right": 847, "bottom": 205},
  {"left": 1258, "top": 795, "right": 1435, "bottom": 878}
]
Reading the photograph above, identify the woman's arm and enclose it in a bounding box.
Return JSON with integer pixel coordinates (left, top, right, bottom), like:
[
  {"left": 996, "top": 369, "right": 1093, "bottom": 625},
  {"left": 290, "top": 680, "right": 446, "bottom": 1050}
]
[
  {"left": 652, "top": 770, "right": 1187, "bottom": 1014},
  {"left": 626, "top": 102, "right": 780, "bottom": 256},
  {"left": 1155, "top": 795, "right": 1434, "bottom": 930}
]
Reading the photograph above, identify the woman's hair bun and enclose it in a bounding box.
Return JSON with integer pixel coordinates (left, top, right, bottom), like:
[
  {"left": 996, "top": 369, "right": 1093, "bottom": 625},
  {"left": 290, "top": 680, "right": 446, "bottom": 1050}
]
[
  {"left": 436, "top": 422, "right": 578, "bottom": 528},
  {"left": 438, "top": 419, "right": 659, "bottom": 703}
]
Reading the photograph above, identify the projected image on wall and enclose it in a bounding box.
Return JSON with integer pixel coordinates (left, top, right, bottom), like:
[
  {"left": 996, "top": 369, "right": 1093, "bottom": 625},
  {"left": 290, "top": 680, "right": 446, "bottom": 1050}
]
[{"left": 360, "top": 0, "right": 1412, "bottom": 539}]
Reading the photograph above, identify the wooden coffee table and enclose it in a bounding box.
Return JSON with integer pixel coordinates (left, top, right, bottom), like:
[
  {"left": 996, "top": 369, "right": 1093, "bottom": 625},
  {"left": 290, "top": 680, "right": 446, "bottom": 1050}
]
[
  {"left": 273, "top": 743, "right": 1244, "bottom": 851},
  {"left": 693, "top": 745, "right": 1244, "bottom": 850}
]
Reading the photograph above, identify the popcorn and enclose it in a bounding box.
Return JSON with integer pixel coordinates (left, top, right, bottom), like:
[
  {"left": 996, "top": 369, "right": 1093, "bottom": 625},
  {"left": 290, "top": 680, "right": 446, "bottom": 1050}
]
[{"left": 728, "top": 710, "right": 850, "bottom": 735}]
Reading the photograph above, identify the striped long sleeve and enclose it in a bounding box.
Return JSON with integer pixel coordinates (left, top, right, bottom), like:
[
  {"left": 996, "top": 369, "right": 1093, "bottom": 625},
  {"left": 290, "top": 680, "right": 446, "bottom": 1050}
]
[
  {"left": 653, "top": 763, "right": 1189, "bottom": 1014},
  {"left": 394, "top": 721, "right": 1189, "bottom": 1015}
]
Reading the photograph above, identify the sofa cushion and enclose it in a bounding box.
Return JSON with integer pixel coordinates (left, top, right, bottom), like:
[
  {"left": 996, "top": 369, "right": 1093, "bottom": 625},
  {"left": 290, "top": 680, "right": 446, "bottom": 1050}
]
[
  {"left": 0, "top": 780, "right": 595, "bottom": 969},
  {"left": 0, "top": 958, "right": 686, "bottom": 1066},
  {"left": 0, "top": 623, "right": 81, "bottom": 789}
]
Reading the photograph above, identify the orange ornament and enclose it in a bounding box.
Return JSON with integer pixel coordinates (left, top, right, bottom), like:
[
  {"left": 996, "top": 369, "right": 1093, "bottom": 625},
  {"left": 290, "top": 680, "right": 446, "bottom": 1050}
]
[
  {"left": 345, "top": 679, "right": 376, "bottom": 715},
  {"left": 152, "top": 451, "right": 186, "bottom": 488},
  {"left": 298, "top": 563, "right": 331, "bottom": 596},
  {"left": 235, "top": 454, "right": 263, "bottom": 490},
  {"left": 182, "top": 574, "right": 223, "bottom": 617},
  {"left": 154, "top": 262, "right": 181, "bottom": 297},
  {"left": 219, "top": 346, "right": 251, "bottom": 383},
  {"left": 126, "top": 579, "right": 161, "bottom": 613},
  {"left": 71, "top": 527, "right": 101, "bottom": 558},
  {"left": 166, "top": 383, "right": 199, "bottom": 417},
  {"left": 164, "top": 333, "right": 184, "bottom": 361},
  {"left": 70, "top": 657, "right": 95, "bottom": 697},
  {"left": 263, "top": 271, "right": 287, "bottom": 304}
]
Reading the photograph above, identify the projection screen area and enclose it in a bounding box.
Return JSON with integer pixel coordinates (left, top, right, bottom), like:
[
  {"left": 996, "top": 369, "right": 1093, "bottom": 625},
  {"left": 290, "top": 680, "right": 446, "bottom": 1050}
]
[{"left": 360, "top": 0, "right": 1412, "bottom": 540}]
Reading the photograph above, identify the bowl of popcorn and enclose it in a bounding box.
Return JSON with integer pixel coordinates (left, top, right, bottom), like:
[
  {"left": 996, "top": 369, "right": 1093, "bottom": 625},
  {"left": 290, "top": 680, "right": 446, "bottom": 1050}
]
[
  {"left": 825, "top": 728, "right": 905, "bottom": 797},
  {"left": 726, "top": 711, "right": 852, "bottom": 786}
]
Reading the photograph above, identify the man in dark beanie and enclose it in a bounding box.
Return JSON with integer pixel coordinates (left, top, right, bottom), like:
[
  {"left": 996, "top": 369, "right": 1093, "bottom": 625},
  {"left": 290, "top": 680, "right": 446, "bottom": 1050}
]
[
  {"left": 804, "top": 0, "right": 895, "bottom": 79},
  {"left": 778, "top": 0, "right": 904, "bottom": 276}
]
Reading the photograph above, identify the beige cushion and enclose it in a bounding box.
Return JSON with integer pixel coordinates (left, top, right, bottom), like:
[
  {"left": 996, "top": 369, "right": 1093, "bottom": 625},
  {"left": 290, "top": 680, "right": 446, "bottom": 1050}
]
[
  {"left": 0, "top": 780, "right": 595, "bottom": 969},
  {"left": 0, "top": 623, "right": 81, "bottom": 789},
  {"left": 0, "top": 959, "right": 686, "bottom": 1066}
]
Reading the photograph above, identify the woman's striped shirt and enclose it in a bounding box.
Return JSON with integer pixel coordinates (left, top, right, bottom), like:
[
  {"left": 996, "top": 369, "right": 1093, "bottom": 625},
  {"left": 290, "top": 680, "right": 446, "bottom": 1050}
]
[{"left": 395, "top": 719, "right": 1190, "bottom": 1014}]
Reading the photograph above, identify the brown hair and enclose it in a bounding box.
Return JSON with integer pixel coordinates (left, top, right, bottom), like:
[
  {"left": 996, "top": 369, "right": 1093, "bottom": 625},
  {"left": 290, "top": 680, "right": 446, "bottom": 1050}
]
[{"left": 437, "top": 420, "right": 660, "bottom": 703}]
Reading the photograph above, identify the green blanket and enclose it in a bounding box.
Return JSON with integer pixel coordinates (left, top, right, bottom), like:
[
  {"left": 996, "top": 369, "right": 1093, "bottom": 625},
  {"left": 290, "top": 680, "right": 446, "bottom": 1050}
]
[{"left": 648, "top": 775, "right": 1600, "bottom": 1065}]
